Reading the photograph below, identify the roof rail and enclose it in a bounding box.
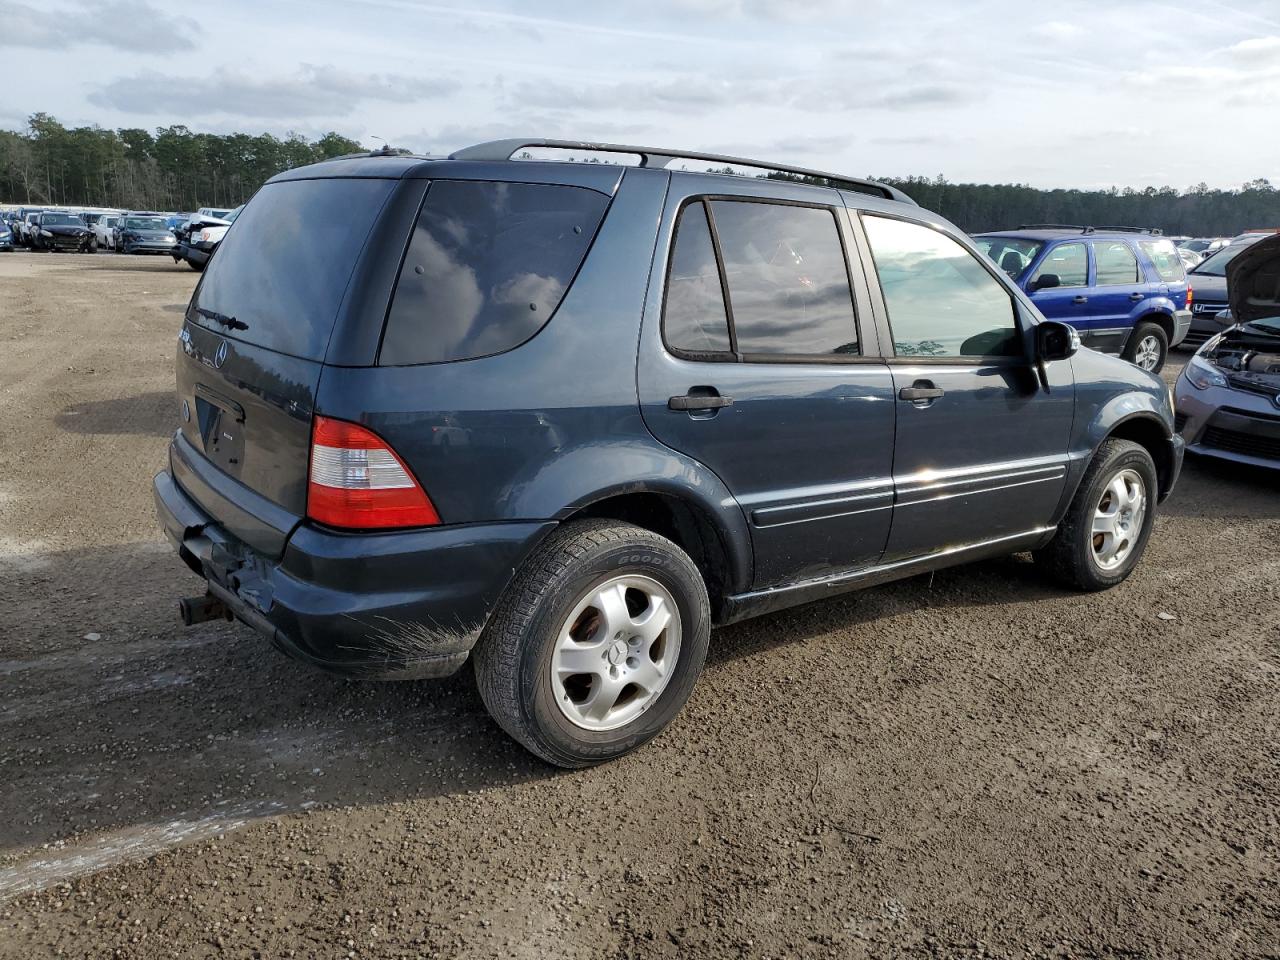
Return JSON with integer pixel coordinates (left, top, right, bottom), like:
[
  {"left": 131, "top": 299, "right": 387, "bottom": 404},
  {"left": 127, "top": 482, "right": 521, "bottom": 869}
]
[
  {"left": 1094, "top": 225, "right": 1163, "bottom": 235},
  {"left": 1017, "top": 224, "right": 1094, "bottom": 233},
  {"left": 448, "top": 138, "right": 915, "bottom": 205}
]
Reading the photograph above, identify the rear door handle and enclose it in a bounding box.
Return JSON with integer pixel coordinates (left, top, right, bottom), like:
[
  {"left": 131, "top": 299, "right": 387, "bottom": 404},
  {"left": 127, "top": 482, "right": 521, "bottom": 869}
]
[
  {"left": 1129, "top": 292, "right": 1146, "bottom": 301},
  {"left": 898, "top": 384, "right": 944, "bottom": 402},
  {"left": 669, "top": 393, "right": 733, "bottom": 411},
  {"left": 1073, "top": 295, "right": 1089, "bottom": 304}
]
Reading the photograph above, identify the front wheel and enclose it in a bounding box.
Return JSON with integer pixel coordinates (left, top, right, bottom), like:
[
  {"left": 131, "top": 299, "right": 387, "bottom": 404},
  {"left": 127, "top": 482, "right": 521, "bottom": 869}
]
[
  {"left": 1034, "top": 438, "right": 1158, "bottom": 591},
  {"left": 472, "top": 520, "right": 711, "bottom": 767},
  {"left": 1124, "top": 322, "right": 1168, "bottom": 374}
]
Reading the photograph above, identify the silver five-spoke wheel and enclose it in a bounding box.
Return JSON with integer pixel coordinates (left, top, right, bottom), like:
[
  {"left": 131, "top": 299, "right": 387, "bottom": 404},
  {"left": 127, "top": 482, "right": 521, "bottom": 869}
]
[
  {"left": 551, "top": 574, "right": 681, "bottom": 732},
  {"left": 1133, "top": 334, "right": 1161, "bottom": 371},
  {"left": 1092, "top": 468, "right": 1146, "bottom": 570}
]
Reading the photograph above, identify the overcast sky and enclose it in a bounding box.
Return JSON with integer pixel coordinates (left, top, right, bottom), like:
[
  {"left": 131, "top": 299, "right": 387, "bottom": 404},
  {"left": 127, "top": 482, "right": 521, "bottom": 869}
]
[{"left": 3, "top": 0, "right": 1278, "bottom": 189}]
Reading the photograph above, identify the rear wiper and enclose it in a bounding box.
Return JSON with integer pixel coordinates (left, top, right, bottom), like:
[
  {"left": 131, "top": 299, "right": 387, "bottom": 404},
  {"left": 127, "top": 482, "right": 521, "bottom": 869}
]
[{"left": 195, "top": 306, "right": 248, "bottom": 331}]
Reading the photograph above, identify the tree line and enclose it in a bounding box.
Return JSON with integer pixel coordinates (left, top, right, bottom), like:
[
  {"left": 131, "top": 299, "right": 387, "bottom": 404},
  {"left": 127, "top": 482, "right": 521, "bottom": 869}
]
[
  {"left": 0, "top": 114, "right": 363, "bottom": 213},
  {"left": 2, "top": 114, "right": 1277, "bottom": 236}
]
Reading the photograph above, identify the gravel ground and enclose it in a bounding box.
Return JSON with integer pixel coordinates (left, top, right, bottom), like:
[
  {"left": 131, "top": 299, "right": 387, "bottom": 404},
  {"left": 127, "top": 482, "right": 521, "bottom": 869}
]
[{"left": 0, "top": 251, "right": 1277, "bottom": 959}]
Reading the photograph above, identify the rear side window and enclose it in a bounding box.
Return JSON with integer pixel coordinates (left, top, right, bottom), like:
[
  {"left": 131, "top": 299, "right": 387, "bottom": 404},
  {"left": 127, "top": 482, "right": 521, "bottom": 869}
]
[
  {"left": 664, "top": 202, "right": 732, "bottom": 355},
  {"left": 1094, "top": 241, "right": 1140, "bottom": 285},
  {"left": 194, "top": 178, "right": 395, "bottom": 360},
  {"left": 711, "top": 201, "right": 858, "bottom": 356},
  {"left": 380, "top": 180, "right": 609, "bottom": 365},
  {"left": 1139, "top": 239, "right": 1185, "bottom": 282}
]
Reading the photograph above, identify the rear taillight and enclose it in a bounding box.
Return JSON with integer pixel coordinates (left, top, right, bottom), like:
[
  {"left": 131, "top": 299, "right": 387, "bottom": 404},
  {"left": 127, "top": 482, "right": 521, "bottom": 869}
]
[
  {"left": 1186, "top": 285, "right": 1193, "bottom": 310},
  {"left": 307, "top": 415, "right": 440, "bottom": 529}
]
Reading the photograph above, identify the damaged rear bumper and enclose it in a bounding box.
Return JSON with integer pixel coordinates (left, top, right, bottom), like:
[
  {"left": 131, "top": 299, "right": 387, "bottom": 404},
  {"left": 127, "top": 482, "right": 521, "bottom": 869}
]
[{"left": 153, "top": 464, "right": 554, "bottom": 680}]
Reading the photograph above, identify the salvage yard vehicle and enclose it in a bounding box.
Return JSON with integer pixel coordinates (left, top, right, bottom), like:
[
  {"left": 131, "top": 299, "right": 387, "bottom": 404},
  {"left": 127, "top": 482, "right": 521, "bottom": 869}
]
[
  {"left": 155, "top": 139, "right": 1184, "bottom": 767},
  {"left": 0, "top": 220, "right": 12, "bottom": 251},
  {"left": 16, "top": 210, "right": 45, "bottom": 247},
  {"left": 30, "top": 211, "right": 94, "bottom": 252},
  {"left": 171, "top": 205, "right": 241, "bottom": 271},
  {"left": 113, "top": 212, "right": 178, "bottom": 254},
  {"left": 973, "top": 226, "right": 1191, "bottom": 373},
  {"left": 92, "top": 213, "right": 122, "bottom": 251},
  {"left": 1182, "top": 231, "right": 1280, "bottom": 349},
  {"left": 1175, "top": 233, "right": 1280, "bottom": 468}
]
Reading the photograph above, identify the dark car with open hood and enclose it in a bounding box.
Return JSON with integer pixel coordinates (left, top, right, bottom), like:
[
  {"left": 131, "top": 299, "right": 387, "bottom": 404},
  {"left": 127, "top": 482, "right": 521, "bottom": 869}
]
[
  {"left": 155, "top": 138, "right": 1184, "bottom": 767},
  {"left": 30, "top": 211, "right": 93, "bottom": 252},
  {"left": 1174, "top": 233, "right": 1280, "bottom": 468}
]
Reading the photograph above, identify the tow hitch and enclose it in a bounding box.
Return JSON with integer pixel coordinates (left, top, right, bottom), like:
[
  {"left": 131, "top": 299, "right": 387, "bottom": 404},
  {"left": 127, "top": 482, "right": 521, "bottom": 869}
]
[{"left": 178, "top": 593, "right": 233, "bottom": 626}]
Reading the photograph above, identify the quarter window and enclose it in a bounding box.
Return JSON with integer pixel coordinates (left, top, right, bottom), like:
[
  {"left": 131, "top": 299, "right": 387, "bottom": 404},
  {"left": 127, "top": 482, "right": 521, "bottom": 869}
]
[
  {"left": 1139, "top": 239, "right": 1185, "bottom": 282},
  {"left": 1094, "top": 241, "right": 1140, "bottom": 285},
  {"left": 1031, "top": 242, "right": 1088, "bottom": 288},
  {"left": 663, "top": 202, "right": 731, "bottom": 355},
  {"left": 862, "top": 215, "right": 1021, "bottom": 358}
]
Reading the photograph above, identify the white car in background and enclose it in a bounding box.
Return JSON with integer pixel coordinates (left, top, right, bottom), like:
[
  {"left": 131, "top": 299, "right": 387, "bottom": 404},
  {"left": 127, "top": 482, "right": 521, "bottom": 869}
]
[
  {"left": 92, "top": 213, "right": 123, "bottom": 251},
  {"left": 171, "top": 205, "right": 242, "bottom": 271}
]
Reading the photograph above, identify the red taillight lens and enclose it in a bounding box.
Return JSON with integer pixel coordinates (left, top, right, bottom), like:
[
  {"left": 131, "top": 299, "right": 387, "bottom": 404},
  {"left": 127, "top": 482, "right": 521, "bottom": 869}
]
[
  {"left": 1186, "top": 285, "right": 1193, "bottom": 310},
  {"left": 307, "top": 415, "right": 440, "bottom": 529}
]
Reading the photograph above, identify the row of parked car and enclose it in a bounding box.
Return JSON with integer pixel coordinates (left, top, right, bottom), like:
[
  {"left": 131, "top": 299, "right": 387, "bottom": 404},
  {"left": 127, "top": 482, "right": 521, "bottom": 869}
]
[{"left": 0, "top": 204, "right": 242, "bottom": 270}]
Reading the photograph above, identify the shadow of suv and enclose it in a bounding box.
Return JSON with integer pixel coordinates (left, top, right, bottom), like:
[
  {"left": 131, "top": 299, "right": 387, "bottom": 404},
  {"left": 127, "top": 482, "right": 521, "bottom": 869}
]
[
  {"left": 155, "top": 139, "right": 1184, "bottom": 767},
  {"left": 975, "top": 226, "right": 1192, "bottom": 373}
]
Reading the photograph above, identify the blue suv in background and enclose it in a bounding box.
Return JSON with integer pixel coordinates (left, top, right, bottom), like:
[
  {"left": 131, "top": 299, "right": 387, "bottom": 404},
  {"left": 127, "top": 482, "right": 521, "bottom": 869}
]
[{"left": 975, "top": 227, "right": 1192, "bottom": 373}]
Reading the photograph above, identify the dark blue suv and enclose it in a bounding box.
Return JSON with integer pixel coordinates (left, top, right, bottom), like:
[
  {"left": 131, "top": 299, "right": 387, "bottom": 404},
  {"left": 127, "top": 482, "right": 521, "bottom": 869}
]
[
  {"left": 154, "top": 140, "right": 1183, "bottom": 766},
  {"left": 975, "top": 227, "right": 1192, "bottom": 373}
]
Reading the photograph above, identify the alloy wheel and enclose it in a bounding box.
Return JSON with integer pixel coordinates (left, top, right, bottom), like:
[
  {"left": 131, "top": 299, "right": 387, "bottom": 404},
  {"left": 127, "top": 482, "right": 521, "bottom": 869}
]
[
  {"left": 1134, "top": 335, "right": 1161, "bottom": 371},
  {"left": 550, "top": 574, "right": 682, "bottom": 732},
  {"left": 1091, "top": 468, "right": 1147, "bottom": 570}
]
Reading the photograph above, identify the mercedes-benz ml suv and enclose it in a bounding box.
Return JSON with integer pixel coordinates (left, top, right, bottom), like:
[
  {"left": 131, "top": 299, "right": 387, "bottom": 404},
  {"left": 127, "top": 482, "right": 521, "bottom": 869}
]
[{"left": 155, "top": 139, "right": 1183, "bottom": 767}]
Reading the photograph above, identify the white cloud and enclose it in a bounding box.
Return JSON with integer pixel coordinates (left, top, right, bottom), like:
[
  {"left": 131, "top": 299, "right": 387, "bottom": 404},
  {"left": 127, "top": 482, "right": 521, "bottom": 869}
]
[
  {"left": 6, "top": 0, "right": 198, "bottom": 49},
  {"left": 1222, "top": 35, "right": 1280, "bottom": 64}
]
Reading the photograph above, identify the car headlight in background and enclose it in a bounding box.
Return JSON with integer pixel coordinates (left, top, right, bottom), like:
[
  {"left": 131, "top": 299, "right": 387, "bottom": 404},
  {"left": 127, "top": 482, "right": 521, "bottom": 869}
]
[
  {"left": 1185, "top": 355, "right": 1228, "bottom": 391},
  {"left": 164, "top": 235, "right": 176, "bottom": 243}
]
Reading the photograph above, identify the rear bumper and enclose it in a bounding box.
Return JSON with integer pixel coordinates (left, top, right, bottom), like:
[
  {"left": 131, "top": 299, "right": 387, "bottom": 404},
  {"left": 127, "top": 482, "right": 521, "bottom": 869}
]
[
  {"left": 173, "top": 242, "right": 213, "bottom": 266},
  {"left": 1170, "top": 309, "right": 1192, "bottom": 348},
  {"left": 154, "top": 453, "right": 554, "bottom": 679}
]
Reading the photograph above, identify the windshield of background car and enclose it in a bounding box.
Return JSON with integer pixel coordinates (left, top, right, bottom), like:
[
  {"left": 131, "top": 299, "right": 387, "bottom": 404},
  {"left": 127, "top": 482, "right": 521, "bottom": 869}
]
[
  {"left": 226, "top": 206, "right": 243, "bottom": 223},
  {"left": 124, "top": 217, "right": 167, "bottom": 230},
  {"left": 1192, "top": 238, "right": 1261, "bottom": 277},
  {"left": 974, "top": 237, "right": 1043, "bottom": 278},
  {"left": 43, "top": 214, "right": 83, "bottom": 226},
  {"left": 1183, "top": 239, "right": 1210, "bottom": 252}
]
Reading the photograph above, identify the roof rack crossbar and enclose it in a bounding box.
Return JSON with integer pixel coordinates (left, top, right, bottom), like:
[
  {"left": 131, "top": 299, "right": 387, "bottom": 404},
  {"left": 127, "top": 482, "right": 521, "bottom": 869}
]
[
  {"left": 1016, "top": 223, "right": 1164, "bottom": 236},
  {"left": 447, "top": 138, "right": 915, "bottom": 205}
]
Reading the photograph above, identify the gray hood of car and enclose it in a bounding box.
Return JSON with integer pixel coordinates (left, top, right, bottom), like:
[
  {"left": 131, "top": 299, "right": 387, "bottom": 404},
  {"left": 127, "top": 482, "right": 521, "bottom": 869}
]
[{"left": 1227, "top": 233, "right": 1280, "bottom": 324}]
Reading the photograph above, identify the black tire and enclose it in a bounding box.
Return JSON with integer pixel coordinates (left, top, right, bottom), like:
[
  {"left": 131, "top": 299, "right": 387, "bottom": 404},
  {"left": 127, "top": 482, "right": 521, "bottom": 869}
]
[
  {"left": 472, "top": 519, "right": 711, "bottom": 768},
  {"left": 88, "top": 237, "right": 98, "bottom": 253},
  {"left": 1034, "top": 438, "right": 1158, "bottom": 591},
  {"left": 1123, "top": 321, "right": 1168, "bottom": 374}
]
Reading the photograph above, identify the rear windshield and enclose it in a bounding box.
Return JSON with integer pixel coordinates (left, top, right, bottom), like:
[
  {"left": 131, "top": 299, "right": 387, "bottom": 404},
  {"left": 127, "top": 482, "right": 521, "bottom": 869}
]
[
  {"left": 1139, "top": 239, "right": 1185, "bottom": 282},
  {"left": 193, "top": 178, "right": 394, "bottom": 360},
  {"left": 379, "top": 180, "right": 609, "bottom": 365}
]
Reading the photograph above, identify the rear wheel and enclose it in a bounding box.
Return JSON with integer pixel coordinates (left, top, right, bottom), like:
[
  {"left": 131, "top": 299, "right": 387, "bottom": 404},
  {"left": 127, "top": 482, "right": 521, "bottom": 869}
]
[
  {"left": 1034, "top": 438, "right": 1157, "bottom": 590},
  {"left": 1124, "top": 321, "right": 1168, "bottom": 373},
  {"left": 472, "top": 520, "right": 710, "bottom": 767}
]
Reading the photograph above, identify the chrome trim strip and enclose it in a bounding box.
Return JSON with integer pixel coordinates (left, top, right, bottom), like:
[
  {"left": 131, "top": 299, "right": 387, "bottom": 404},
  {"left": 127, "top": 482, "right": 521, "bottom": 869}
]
[
  {"left": 751, "top": 488, "right": 894, "bottom": 527},
  {"left": 729, "top": 525, "right": 1057, "bottom": 605}
]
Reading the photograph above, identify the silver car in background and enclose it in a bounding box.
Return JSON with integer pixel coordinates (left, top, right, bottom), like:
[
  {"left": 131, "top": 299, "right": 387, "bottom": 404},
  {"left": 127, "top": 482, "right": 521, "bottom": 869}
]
[{"left": 1174, "top": 234, "right": 1280, "bottom": 468}]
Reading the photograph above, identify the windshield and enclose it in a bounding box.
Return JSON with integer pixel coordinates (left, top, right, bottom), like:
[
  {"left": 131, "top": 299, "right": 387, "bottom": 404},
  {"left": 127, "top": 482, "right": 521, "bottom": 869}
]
[
  {"left": 124, "top": 217, "right": 167, "bottom": 231},
  {"left": 974, "top": 236, "right": 1044, "bottom": 279},
  {"left": 1191, "top": 237, "right": 1263, "bottom": 277},
  {"left": 225, "top": 205, "right": 244, "bottom": 224},
  {"left": 1181, "top": 239, "right": 1211, "bottom": 252},
  {"left": 43, "top": 213, "right": 84, "bottom": 227},
  {"left": 1245, "top": 317, "right": 1280, "bottom": 335}
]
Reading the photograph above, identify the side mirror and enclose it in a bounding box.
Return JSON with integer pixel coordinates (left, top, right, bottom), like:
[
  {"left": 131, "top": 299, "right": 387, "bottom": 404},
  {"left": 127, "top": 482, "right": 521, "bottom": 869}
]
[
  {"left": 1036, "top": 320, "right": 1080, "bottom": 362},
  {"left": 1032, "top": 273, "right": 1060, "bottom": 291}
]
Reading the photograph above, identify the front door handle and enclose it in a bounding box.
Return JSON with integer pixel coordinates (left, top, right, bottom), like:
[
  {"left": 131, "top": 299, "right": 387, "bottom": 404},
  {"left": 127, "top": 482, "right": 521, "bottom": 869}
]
[
  {"left": 669, "top": 392, "right": 733, "bottom": 411},
  {"left": 1129, "top": 292, "right": 1145, "bottom": 301},
  {"left": 1073, "top": 295, "right": 1089, "bottom": 304},
  {"left": 899, "top": 382, "right": 944, "bottom": 402}
]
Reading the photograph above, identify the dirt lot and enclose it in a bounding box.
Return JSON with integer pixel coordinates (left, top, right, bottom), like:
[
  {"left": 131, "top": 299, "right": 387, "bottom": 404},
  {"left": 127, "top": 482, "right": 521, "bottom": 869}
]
[{"left": 0, "top": 251, "right": 1276, "bottom": 959}]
